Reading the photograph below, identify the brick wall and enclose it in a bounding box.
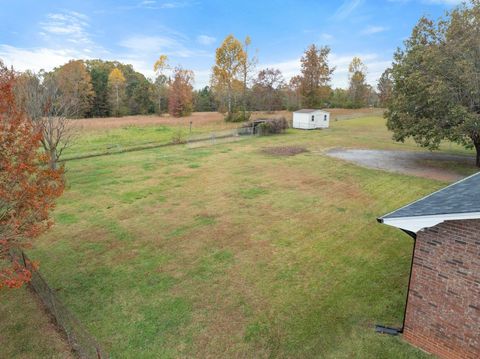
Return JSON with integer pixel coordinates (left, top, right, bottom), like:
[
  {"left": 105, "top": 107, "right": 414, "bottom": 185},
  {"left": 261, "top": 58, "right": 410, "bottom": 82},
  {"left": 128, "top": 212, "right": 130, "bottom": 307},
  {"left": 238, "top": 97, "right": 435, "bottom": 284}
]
[{"left": 403, "top": 219, "right": 480, "bottom": 359}]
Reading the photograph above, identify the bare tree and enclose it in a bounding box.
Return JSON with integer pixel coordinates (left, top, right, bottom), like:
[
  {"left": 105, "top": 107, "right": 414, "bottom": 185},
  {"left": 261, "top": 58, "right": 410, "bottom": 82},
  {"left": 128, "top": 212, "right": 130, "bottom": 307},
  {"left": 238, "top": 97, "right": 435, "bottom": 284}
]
[
  {"left": 252, "top": 68, "right": 285, "bottom": 112},
  {"left": 241, "top": 36, "right": 257, "bottom": 119},
  {"left": 287, "top": 75, "right": 303, "bottom": 110},
  {"left": 15, "top": 71, "right": 79, "bottom": 169}
]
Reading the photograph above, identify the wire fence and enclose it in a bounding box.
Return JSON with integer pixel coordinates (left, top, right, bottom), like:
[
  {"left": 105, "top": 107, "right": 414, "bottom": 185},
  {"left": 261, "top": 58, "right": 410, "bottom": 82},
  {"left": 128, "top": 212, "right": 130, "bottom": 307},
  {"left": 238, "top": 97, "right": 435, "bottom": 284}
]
[
  {"left": 61, "top": 127, "right": 256, "bottom": 162},
  {"left": 10, "top": 249, "right": 108, "bottom": 359},
  {"left": 186, "top": 127, "right": 254, "bottom": 148}
]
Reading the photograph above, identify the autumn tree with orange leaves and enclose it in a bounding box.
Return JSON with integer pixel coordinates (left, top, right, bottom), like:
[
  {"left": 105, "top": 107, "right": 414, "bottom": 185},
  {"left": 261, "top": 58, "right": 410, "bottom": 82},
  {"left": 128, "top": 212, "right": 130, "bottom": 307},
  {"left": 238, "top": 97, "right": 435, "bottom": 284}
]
[
  {"left": 168, "top": 67, "right": 194, "bottom": 117},
  {"left": 0, "top": 61, "right": 64, "bottom": 289}
]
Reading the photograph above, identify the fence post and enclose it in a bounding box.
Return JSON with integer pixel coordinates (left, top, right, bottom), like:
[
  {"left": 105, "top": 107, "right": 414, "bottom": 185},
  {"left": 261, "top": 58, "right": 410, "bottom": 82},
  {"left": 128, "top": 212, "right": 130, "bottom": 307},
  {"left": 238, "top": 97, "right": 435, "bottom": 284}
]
[
  {"left": 21, "top": 251, "right": 27, "bottom": 267},
  {"left": 49, "top": 287, "right": 59, "bottom": 326}
]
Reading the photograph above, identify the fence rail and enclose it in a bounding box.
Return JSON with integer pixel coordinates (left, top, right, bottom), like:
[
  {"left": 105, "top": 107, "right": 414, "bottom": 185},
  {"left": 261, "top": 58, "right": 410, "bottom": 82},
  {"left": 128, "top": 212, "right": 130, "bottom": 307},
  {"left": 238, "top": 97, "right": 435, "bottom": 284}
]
[{"left": 10, "top": 250, "right": 108, "bottom": 359}]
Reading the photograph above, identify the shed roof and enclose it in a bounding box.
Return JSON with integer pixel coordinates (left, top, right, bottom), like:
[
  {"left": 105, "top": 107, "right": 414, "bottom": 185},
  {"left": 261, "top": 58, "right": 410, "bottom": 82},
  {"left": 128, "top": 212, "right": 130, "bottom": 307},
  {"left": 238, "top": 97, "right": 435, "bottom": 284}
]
[
  {"left": 378, "top": 171, "right": 480, "bottom": 233},
  {"left": 294, "top": 109, "right": 327, "bottom": 114}
]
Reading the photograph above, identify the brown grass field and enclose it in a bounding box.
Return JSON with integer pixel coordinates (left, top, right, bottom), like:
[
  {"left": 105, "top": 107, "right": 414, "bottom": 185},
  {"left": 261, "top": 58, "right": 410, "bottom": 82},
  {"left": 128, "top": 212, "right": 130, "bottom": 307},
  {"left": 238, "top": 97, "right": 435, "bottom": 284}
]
[
  {"left": 71, "top": 108, "right": 383, "bottom": 131},
  {"left": 71, "top": 112, "right": 226, "bottom": 131}
]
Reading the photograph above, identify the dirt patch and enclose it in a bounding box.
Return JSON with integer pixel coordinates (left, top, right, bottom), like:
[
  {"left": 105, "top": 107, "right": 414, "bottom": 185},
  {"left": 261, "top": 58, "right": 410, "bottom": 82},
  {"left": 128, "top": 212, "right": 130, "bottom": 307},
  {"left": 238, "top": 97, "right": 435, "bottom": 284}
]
[
  {"left": 326, "top": 148, "right": 476, "bottom": 182},
  {"left": 262, "top": 146, "right": 308, "bottom": 157}
]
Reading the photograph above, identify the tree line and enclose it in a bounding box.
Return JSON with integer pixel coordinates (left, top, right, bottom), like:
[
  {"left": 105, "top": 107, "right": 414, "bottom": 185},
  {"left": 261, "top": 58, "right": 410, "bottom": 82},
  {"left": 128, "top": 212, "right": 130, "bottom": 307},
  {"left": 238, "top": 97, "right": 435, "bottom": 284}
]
[{"left": 8, "top": 40, "right": 388, "bottom": 123}]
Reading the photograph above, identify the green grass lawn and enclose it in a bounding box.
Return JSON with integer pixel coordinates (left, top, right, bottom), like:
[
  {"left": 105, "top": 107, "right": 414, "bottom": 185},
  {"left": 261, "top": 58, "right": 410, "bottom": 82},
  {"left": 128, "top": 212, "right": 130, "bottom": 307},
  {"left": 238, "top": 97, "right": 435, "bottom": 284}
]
[
  {"left": 63, "top": 125, "right": 208, "bottom": 159},
  {"left": 63, "top": 114, "right": 238, "bottom": 159},
  {"left": 64, "top": 125, "right": 177, "bottom": 158},
  {"left": 0, "top": 283, "right": 73, "bottom": 358},
  {"left": 4, "top": 115, "right": 476, "bottom": 358}
]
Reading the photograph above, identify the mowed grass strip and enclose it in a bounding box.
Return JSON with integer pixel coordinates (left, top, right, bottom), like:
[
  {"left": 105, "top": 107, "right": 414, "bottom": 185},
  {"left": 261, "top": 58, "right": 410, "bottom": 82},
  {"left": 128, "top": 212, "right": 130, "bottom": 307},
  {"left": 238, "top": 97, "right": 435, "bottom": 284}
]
[{"left": 19, "top": 115, "right": 473, "bottom": 358}]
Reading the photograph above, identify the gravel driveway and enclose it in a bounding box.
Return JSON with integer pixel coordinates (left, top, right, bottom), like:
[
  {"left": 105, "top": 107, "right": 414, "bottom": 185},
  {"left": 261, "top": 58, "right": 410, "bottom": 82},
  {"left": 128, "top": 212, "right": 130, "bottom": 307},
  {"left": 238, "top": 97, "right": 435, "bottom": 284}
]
[{"left": 326, "top": 148, "right": 476, "bottom": 182}]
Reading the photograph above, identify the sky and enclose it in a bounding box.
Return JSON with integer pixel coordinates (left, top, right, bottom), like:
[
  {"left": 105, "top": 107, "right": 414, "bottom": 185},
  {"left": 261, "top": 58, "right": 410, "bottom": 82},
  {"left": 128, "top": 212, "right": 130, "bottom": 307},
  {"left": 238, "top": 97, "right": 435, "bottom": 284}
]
[{"left": 0, "top": 0, "right": 463, "bottom": 89}]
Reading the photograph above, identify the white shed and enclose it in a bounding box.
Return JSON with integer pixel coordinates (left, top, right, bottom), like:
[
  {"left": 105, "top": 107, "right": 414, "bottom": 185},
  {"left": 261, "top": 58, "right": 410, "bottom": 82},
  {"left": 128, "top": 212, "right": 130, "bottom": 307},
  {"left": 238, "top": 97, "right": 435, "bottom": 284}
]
[{"left": 292, "top": 109, "right": 330, "bottom": 129}]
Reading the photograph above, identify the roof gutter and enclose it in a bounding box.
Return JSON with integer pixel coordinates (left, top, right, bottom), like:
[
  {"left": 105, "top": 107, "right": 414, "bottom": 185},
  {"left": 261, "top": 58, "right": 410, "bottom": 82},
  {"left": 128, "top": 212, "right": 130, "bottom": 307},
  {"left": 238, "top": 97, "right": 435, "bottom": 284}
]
[
  {"left": 375, "top": 218, "right": 417, "bottom": 336},
  {"left": 378, "top": 212, "right": 480, "bottom": 233}
]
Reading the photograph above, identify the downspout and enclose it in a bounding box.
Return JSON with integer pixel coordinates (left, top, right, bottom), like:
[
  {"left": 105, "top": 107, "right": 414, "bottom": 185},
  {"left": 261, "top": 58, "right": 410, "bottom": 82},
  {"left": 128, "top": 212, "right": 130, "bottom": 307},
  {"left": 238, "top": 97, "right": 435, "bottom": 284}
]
[{"left": 374, "top": 218, "right": 417, "bottom": 335}]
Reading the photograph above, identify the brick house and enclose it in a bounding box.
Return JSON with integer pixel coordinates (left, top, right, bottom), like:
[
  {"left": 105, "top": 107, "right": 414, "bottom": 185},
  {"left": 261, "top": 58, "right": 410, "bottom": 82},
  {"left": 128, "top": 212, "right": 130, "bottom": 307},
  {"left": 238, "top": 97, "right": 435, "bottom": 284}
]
[{"left": 378, "top": 172, "right": 480, "bottom": 359}]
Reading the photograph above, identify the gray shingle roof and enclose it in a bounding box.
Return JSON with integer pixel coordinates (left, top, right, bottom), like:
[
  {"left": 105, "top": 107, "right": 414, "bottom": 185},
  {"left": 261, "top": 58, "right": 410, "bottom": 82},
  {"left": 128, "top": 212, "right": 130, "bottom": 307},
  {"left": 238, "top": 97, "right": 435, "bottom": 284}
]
[
  {"left": 294, "top": 109, "right": 324, "bottom": 113},
  {"left": 381, "top": 171, "right": 480, "bottom": 219}
]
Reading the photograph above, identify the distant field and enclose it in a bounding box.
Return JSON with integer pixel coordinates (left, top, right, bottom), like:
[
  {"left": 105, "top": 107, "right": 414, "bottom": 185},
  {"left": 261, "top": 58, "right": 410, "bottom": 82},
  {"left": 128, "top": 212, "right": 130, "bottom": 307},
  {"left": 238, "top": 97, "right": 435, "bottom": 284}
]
[
  {"left": 70, "top": 108, "right": 383, "bottom": 131},
  {"left": 2, "top": 110, "right": 475, "bottom": 358},
  {"left": 63, "top": 109, "right": 384, "bottom": 160},
  {"left": 71, "top": 111, "right": 229, "bottom": 131}
]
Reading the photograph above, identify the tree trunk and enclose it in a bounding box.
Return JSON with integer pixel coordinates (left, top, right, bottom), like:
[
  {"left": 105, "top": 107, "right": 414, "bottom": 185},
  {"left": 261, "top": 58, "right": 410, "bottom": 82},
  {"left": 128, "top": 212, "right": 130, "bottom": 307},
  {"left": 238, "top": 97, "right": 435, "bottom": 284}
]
[
  {"left": 227, "top": 83, "right": 232, "bottom": 116},
  {"left": 242, "top": 68, "right": 247, "bottom": 120},
  {"left": 475, "top": 140, "right": 480, "bottom": 168},
  {"left": 49, "top": 148, "right": 57, "bottom": 170},
  {"left": 116, "top": 85, "right": 119, "bottom": 116}
]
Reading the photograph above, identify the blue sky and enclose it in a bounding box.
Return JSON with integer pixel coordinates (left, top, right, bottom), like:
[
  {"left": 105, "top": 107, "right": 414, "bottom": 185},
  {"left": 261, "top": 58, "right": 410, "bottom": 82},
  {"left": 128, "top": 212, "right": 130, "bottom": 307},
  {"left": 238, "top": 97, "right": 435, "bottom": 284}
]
[{"left": 0, "top": 0, "right": 461, "bottom": 89}]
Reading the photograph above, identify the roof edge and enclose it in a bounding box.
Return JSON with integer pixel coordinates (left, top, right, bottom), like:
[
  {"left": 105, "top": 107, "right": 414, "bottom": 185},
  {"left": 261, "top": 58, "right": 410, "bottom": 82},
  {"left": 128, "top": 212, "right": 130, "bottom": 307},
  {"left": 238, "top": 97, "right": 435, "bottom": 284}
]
[
  {"left": 379, "top": 211, "right": 480, "bottom": 233},
  {"left": 379, "top": 171, "right": 480, "bottom": 220},
  {"left": 293, "top": 109, "right": 329, "bottom": 113}
]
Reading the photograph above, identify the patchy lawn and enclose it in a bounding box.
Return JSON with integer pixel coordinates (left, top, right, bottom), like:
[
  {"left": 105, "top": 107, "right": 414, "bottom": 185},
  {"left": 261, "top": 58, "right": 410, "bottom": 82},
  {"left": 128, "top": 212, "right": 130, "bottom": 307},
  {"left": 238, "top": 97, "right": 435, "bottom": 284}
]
[
  {"left": 0, "top": 284, "right": 73, "bottom": 358},
  {"left": 6, "top": 113, "right": 475, "bottom": 358}
]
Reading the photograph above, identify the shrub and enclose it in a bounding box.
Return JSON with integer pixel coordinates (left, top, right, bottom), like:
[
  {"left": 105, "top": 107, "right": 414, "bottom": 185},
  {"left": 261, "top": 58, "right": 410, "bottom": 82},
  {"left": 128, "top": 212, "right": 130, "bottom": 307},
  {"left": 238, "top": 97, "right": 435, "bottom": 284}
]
[
  {"left": 225, "top": 111, "right": 251, "bottom": 123},
  {"left": 170, "top": 129, "right": 186, "bottom": 144},
  {"left": 256, "top": 117, "right": 288, "bottom": 136}
]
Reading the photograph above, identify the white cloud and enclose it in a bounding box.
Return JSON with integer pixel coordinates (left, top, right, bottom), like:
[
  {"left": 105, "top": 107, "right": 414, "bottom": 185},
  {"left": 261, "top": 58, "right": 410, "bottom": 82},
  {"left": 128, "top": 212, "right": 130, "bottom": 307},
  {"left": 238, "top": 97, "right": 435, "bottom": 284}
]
[
  {"left": 0, "top": 45, "right": 91, "bottom": 72},
  {"left": 161, "top": 2, "right": 189, "bottom": 8},
  {"left": 334, "top": 0, "right": 364, "bottom": 20},
  {"left": 40, "top": 11, "right": 92, "bottom": 46},
  {"left": 0, "top": 11, "right": 104, "bottom": 73},
  {"left": 135, "top": 0, "right": 192, "bottom": 9},
  {"left": 115, "top": 34, "right": 212, "bottom": 86},
  {"left": 1, "top": 9, "right": 215, "bottom": 87},
  {"left": 193, "top": 69, "right": 211, "bottom": 88},
  {"left": 361, "top": 25, "right": 388, "bottom": 35},
  {"left": 120, "top": 36, "right": 177, "bottom": 52},
  {"left": 259, "top": 58, "right": 301, "bottom": 80},
  {"left": 320, "top": 33, "right": 334, "bottom": 41},
  {"left": 119, "top": 35, "right": 210, "bottom": 58},
  {"left": 197, "top": 35, "right": 216, "bottom": 46}
]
